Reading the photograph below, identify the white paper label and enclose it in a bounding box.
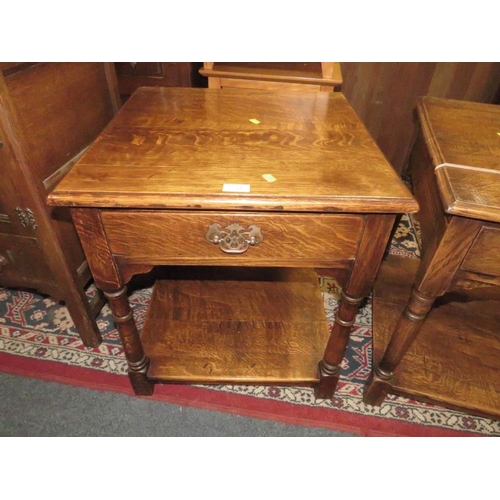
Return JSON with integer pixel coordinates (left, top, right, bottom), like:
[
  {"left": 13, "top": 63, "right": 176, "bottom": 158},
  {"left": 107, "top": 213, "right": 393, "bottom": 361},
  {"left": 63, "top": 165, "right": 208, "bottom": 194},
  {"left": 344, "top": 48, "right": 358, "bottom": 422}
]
[{"left": 222, "top": 183, "right": 251, "bottom": 193}]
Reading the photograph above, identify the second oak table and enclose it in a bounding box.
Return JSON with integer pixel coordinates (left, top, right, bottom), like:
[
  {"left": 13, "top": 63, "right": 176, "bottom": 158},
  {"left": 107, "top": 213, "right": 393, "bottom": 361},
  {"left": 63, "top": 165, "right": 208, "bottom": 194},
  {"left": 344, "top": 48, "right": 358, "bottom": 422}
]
[
  {"left": 48, "top": 87, "right": 417, "bottom": 397},
  {"left": 364, "top": 97, "right": 500, "bottom": 416}
]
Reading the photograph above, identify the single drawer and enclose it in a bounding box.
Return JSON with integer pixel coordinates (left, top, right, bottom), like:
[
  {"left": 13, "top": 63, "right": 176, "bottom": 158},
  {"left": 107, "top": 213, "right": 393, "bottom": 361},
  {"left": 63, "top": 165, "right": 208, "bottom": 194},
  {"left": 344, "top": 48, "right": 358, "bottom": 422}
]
[
  {"left": 460, "top": 225, "right": 500, "bottom": 278},
  {"left": 101, "top": 210, "right": 365, "bottom": 267}
]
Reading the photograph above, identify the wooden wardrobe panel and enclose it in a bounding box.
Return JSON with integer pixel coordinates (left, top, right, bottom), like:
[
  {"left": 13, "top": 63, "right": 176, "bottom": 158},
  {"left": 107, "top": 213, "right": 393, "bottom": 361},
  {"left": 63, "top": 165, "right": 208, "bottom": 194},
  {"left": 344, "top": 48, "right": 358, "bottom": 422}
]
[
  {"left": 0, "top": 62, "right": 119, "bottom": 347},
  {"left": 4, "top": 62, "right": 116, "bottom": 185}
]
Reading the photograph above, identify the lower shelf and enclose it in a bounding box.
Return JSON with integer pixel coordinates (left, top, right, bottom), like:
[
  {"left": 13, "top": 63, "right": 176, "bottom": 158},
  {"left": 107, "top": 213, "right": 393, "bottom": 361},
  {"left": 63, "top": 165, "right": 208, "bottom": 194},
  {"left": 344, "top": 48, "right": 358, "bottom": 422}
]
[
  {"left": 141, "top": 267, "right": 330, "bottom": 385},
  {"left": 373, "top": 255, "right": 500, "bottom": 418}
]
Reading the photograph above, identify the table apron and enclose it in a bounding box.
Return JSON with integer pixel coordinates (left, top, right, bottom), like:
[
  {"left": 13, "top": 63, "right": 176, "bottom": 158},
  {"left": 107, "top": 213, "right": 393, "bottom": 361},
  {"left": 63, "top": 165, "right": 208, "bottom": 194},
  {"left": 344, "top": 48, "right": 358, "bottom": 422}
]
[
  {"left": 100, "top": 210, "right": 365, "bottom": 267},
  {"left": 460, "top": 224, "right": 500, "bottom": 278}
]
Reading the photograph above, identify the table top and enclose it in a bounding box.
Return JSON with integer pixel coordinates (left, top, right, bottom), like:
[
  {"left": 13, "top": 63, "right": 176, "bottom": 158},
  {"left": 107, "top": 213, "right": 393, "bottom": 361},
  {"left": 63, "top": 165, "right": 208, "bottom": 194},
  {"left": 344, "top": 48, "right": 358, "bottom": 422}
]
[
  {"left": 48, "top": 87, "right": 416, "bottom": 214},
  {"left": 418, "top": 96, "right": 500, "bottom": 222}
]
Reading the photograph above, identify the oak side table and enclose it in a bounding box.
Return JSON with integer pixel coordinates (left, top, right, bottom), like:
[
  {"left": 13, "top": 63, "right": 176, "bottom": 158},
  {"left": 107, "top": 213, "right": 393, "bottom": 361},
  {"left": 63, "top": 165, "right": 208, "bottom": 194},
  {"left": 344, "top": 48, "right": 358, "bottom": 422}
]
[
  {"left": 48, "top": 88, "right": 417, "bottom": 397},
  {"left": 364, "top": 97, "right": 500, "bottom": 416}
]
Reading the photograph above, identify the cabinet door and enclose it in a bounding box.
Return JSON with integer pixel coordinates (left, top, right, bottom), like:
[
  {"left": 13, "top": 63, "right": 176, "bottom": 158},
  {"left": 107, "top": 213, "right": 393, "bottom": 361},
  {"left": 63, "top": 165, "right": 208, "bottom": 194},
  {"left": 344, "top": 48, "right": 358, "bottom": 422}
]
[
  {"left": 0, "top": 233, "right": 54, "bottom": 290},
  {"left": 0, "top": 142, "right": 35, "bottom": 237},
  {"left": 0, "top": 142, "right": 53, "bottom": 289}
]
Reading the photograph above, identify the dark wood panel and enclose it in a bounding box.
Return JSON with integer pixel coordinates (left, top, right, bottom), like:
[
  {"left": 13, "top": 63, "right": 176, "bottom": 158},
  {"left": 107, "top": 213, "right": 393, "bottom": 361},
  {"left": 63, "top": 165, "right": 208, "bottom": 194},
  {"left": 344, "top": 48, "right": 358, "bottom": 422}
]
[
  {"left": 429, "top": 62, "right": 500, "bottom": 102},
  {"left": 49, "top": 207, "right": 89, "bottom": 281},
  {"left": 115, "top": 62, "right": 163, "bottom": 77},
  {"left": 0, "top": 63, "right": 119, "bottom": 347},
  {"left": 115, "top": 62, "right": 204, "bottom": 99},
  {"left": 4, "top": 62, "right": 117, "bottom": 185},
  {"left": 0, "top": 150, "right": 23, "bottom": 234},
  {"left": 0, "top": 233, "right": 54, "bottom": 289},
  {"left": 340, "top": 62, "right": 500, "bottom": 174}
]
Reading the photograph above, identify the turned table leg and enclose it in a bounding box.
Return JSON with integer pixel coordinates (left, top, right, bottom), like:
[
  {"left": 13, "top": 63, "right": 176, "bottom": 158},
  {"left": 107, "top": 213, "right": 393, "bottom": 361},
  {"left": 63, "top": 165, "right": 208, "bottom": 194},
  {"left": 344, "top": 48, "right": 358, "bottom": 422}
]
[
  {"left": 70, "top": 208, "right": 154, "bottom": 396},
  {"left": 363, "top": 287, "right": 435, "bottom": 405},
  {"left": 316, "top": 290, "right": 365, "bottom": 398},
  {"left": 104, "top": 287, "right": 153, "bottom": 395},
  {"left": 363, "top": 217, "right": 482, "bottom": 406},
  {"left": 316, "top": 215, "right": 396, "bottom": 399}
]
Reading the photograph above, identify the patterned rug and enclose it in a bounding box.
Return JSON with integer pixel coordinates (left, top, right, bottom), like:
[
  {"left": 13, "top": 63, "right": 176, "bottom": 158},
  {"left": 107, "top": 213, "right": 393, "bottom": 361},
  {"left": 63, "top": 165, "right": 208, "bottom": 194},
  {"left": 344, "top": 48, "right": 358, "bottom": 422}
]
[{"left": 1, "top": 214, "right": 499, "bottom": 436}]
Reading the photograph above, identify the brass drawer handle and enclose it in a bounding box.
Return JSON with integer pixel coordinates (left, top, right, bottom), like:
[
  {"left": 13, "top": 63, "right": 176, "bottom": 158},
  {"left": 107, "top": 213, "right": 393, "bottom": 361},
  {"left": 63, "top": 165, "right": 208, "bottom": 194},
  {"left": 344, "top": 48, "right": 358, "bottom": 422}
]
[{"left": 206, "top": 223, "right": 263, "bottom": 254}]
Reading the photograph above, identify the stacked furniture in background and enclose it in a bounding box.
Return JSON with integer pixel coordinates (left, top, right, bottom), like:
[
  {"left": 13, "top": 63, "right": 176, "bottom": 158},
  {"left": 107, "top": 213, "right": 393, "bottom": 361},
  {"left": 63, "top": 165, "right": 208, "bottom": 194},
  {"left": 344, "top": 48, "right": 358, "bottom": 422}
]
[
  {"left": 199, "top": 62, "right": 342, "bottom": 91},
  {"left": 114, "top": 62, "right": 204, "bottom": 102},
  {"left": 0, "top": 62, "right": 120, "bottom": 347}
]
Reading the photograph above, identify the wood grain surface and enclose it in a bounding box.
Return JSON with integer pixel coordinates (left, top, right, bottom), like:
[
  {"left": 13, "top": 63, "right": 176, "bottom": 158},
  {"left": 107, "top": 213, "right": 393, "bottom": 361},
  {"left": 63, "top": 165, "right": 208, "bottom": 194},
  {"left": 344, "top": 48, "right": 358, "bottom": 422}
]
[
  {"left": 340, "top": 62, "right": 500, "bottom": 174},
  {"left": 460, "top": 226, "right": 500, "bottom": 277},
  {"left": 5, "top": 62, "right": 116, "bottom": 185},
  {"left": 199, "top": 62, "right": 343, "bottom": 86},
  {"left": 0, "top": 63, "right": 119, "bottom": 347},
  {"left": 418, "top": 97, "right": 500, "bottom": 222},
  {"left": 48, "top": 88, "right": 417, "bottom": 214},
  {"left": 101, "top": 210, "right": 364, "bottom": 267},
  {"left": 407, "top": 128, "right": 451, "bottom": 260},
  {"left": 371, "top": 255, "right": 500, "bottom": 418},
  {"left": 217, "top": 79, "right": 324, "bottom": 92},
  {"left": 48, "top": 86, "right": 418, "bottom": 397},
  {"left": 141, "top": 268, "right": 330, "bottom": 383},
  {"left": 365, "top": 95, "right": 500, "bottom": 409}
]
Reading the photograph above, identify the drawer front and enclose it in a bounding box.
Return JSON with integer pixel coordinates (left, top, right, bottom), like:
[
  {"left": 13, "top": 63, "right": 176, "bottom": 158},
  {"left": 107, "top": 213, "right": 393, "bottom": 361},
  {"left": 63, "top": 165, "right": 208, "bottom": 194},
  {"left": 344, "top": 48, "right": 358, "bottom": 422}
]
[
  {"left": 461, "top": 225, "right": 500, "bottom": 278},
  {"left": 101, "top": 211, "right": 365, "bottom": 266},
  {"left": 0, "top": 233, "right": 54, "bottom": 287}
]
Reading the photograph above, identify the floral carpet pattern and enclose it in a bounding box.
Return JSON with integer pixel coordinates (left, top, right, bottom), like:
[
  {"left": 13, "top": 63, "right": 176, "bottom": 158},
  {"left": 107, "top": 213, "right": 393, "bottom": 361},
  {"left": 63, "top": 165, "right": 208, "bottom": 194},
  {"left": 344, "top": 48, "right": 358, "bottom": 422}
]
[{"left": 1, "top": 214, "right": 499, "bottom": 436}]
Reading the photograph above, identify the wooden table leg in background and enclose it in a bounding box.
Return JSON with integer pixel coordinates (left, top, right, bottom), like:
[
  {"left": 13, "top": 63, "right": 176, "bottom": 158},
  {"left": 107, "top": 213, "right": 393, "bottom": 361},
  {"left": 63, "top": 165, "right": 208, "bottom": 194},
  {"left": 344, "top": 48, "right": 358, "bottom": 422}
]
[
  {"left": 316, "top": 215, "right": 396, "bottom": 399},
  {"left": 363, "top": 217, "right": 482, "bottom": 406}
]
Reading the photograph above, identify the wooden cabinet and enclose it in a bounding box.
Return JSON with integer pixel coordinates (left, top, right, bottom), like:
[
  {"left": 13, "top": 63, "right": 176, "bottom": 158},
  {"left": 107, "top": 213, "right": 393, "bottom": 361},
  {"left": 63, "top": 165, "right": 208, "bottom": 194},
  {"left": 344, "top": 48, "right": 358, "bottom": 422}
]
[{"left": 0, "top": 62, "right": 120, "bottom": 347}]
